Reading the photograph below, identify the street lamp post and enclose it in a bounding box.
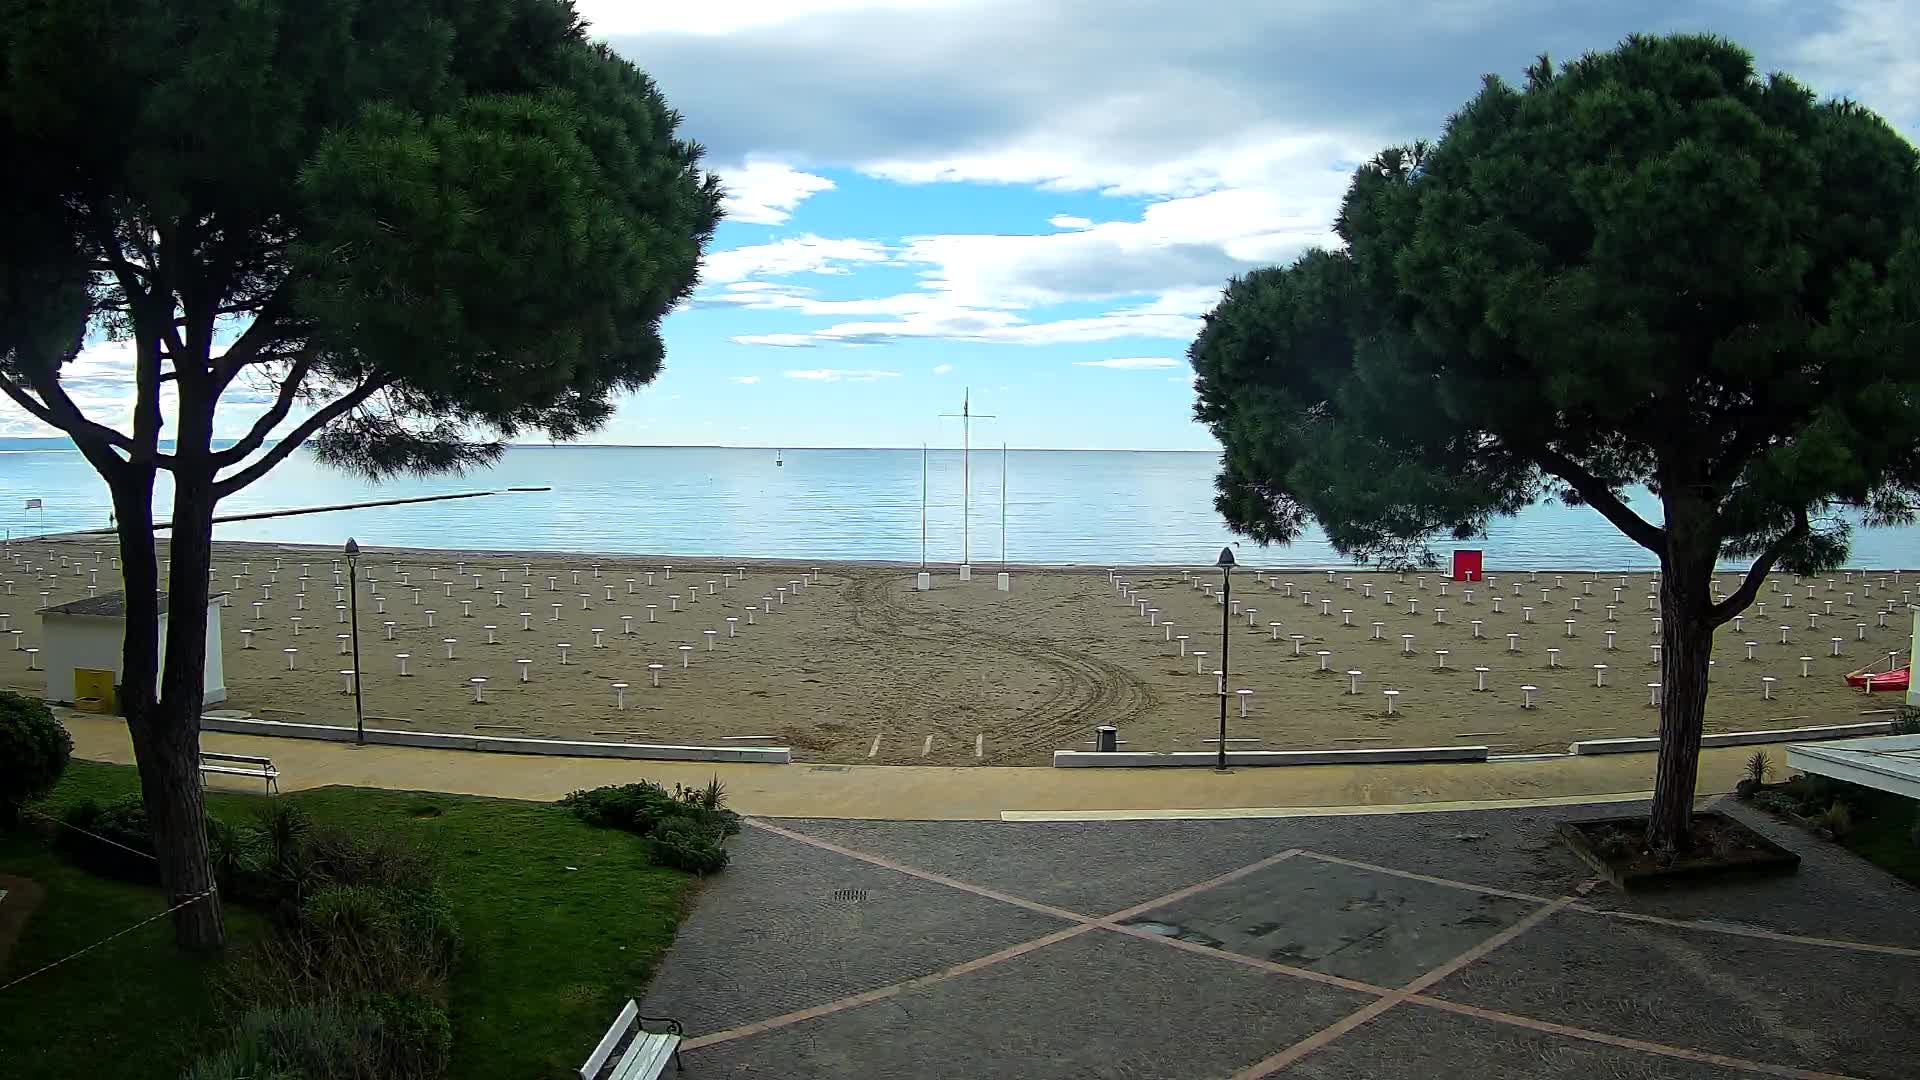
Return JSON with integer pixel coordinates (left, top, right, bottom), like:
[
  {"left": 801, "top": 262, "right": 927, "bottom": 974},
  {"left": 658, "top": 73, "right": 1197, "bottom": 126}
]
[
  {"left": 345, "top": 537, "right": 365, "bottom": 745},
  {"left": 1216, "top": 546, "right": 1235, "bottom": 771}
]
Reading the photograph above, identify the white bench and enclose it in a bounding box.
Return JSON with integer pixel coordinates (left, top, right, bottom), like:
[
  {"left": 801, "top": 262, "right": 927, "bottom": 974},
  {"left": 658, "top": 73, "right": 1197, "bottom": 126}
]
[
  {"left": 198, "top": 751, "right": 279, "bottom": 794},
  {"left": 581, "top": 1000, "right": 682, "bottom": 1079}
]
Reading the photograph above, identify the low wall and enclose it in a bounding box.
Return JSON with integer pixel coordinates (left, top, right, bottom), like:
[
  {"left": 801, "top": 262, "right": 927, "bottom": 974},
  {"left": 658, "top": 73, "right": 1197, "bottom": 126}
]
[
  {"left": 1052, "top": 746, "right": 1489, "bottom": 768},
  {"left": 1568, "top": 721, "right": 1894, "bottom": 756},
  {"left": 198, "top": 715, "right": 791, "bottom": 764}
]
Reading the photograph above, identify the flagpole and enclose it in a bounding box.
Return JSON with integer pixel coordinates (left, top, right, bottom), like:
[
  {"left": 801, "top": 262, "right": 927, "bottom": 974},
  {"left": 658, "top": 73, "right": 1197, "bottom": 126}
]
[
  {"left": 920, "top": 443, "right": 927, "bottom": 569},
  {"left": 1001, "top": 442, "right": 1007, "bottom": 567}
]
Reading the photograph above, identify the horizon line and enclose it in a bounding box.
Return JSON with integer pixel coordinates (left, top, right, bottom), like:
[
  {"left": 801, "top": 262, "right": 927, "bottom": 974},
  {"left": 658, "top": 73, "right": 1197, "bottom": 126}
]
[{"left": 0, "top": 436, "right": 1221, "bottom": 454}]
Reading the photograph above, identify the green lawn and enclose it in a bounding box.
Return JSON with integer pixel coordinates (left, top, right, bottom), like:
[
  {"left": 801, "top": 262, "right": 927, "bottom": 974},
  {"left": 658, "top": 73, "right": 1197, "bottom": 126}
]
[{"left": 0, "top": 762, "right": 698, "bottom": 1080}]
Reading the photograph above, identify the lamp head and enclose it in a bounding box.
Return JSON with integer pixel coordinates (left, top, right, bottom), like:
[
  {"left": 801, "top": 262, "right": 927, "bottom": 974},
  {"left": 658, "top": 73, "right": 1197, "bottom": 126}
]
[
  {"left": 344, "top": 538, "right": 359, "bottom": 558},
  {"left": 1216, "top": 546, "right": 1236, "bottom": 569}
]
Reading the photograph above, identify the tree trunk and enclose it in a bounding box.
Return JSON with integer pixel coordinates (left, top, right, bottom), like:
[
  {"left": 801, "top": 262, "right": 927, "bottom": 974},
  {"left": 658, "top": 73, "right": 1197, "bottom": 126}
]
[
  {"left": 114, "top": 418, "right": 226, "bottom": 941},
  {"left": 1645, "top": 501, "right": 1719, "bottom": 852}
]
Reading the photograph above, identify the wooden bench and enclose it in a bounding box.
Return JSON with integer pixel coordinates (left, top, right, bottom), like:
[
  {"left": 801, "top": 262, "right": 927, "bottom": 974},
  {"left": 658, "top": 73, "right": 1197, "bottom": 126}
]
[
  {"left": 198, "top": 751, "right": 279, "bottom": 794},
  {"left": 580, "top": 1000, "right": 683, "bottom": 1079}
]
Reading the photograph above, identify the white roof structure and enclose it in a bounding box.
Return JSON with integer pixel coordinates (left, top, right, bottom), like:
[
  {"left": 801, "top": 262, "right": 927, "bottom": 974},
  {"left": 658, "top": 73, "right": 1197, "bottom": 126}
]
[{"left": 1787, "top": 734, "right": 1920, "bottom": 800}]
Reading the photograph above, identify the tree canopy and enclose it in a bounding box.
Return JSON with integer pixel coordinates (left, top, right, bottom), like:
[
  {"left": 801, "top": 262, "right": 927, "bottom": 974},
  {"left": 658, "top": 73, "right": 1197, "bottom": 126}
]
[
  {"left": 0, "top": 0, "right": 722, "bottom": 946},
  {"left": 1190, "top": 33, "right": 1920, "bottom": 847},
  {"left": 2, "top": 0, "right": 721, "bottom": 482}
]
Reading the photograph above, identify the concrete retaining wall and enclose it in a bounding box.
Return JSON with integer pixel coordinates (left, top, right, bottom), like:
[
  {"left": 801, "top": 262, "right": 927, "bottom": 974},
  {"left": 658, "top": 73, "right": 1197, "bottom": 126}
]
[
  {"left": 1568, "top": 721, "right": 1894, "bottom": 756},
  {"left": 1052, "top": 746, "right": 1488, "bottom": 768},
  {"left": 198, "top": 715, "right": 791, "bottom": 764}
]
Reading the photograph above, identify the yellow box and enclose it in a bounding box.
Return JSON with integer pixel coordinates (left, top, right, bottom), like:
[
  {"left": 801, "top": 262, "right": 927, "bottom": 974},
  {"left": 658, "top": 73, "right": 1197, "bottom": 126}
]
[{"left": 74, "top": 668, "right": 117, "bottom": 713}]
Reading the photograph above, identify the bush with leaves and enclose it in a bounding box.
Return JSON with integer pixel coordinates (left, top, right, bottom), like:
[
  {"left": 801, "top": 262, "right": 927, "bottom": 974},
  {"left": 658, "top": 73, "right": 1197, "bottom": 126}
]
[
  {"left": 56, "top": 793, "right": 261, "bottom": 889},
  {"left": 0, "top": 690, "right": 71, "bottom": 828},
  {"left": 561, "top": 778, "right": 738, "bottom": 873},
  {"left": 184, "top": 998, "right": 450, "bottom": 1080},
  {"left": 647, "top": 815, "right": 731, "bottom": 874}
]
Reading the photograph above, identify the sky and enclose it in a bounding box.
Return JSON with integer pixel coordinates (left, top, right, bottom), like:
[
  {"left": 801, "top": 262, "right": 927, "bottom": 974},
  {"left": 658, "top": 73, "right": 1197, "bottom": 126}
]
[{"left": 4, "top": 0, "right": 1916, "bottom": 450}]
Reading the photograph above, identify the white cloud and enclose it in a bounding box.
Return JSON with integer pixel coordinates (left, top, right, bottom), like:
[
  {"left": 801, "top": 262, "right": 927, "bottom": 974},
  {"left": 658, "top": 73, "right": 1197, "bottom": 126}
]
[
  {"left": 577, "top": 0, "right": 963, "bottom": 37},
  {"left": 702, "top": 235, "right": 890, "bottom": 284},
  {"left": 610, "top": 0, "right": 1919, "bottom": 353},
  {"left": 932, "top": 363, "right": 953, "bottom": 375},
  {"left": 0, "top": 338, "right": 287, "bottom": 441},
  {"left": 1795, "top": 1, "right": 1920, "bottom": 122},
  {"left": 716, "top": 159, "right": 837, "bottom": 225},
  {"left": 1074, "top": 357, "right": 1179, "bottom": 370},
  {"left": 710, "top": 184, "right": 1316, "bottom": 347},
  {"left": 899, "top": 186, "right": 1338, "bottom": 309},
  {"left": 729, "top": 375, "right": 763, "bottom": 384},
  {"left": 734, "top": 303, "right": 1199, "bottom": 347},
  {"left": 782, "top": 368, "right": 902, "bottom": 382}
]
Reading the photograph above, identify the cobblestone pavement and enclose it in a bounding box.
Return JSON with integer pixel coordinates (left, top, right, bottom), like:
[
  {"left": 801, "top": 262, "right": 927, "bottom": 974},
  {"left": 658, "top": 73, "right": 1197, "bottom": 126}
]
[{"left": 642, "top": 800, "right": 1920, "bottom": 1079}]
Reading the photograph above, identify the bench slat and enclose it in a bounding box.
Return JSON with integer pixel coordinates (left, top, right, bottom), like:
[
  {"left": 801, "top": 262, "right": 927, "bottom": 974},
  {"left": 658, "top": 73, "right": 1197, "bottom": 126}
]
[
  {"left": 580, "top": 1000, "right": 640, "bottom": 1080},
  {"left": 200, "top": 764, "right": 276, "bottom": 777},
  {"left": 610, "top": 1033, "right": 679, "bottom": 1080},
  {"left": 201, "top": 752, "right": 274, "bottom": 765}
]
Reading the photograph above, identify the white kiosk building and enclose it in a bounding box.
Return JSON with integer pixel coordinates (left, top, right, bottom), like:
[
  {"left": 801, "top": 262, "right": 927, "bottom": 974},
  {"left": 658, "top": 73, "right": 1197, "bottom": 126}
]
[{"left": 38, "top": 591, "right": 226, "bottom": 708}]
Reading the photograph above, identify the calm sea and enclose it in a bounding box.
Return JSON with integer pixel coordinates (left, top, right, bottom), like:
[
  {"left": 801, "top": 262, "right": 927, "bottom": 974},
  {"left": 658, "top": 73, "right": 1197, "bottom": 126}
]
[{"left": 0, "top": 442, "right": 1912, "bottom": 569}]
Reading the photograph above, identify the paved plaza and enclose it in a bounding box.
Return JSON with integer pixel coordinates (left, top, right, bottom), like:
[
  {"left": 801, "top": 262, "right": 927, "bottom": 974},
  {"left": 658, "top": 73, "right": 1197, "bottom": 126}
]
[{"left": 643, "top": 800, "right": 1920, "bottom": 1078}]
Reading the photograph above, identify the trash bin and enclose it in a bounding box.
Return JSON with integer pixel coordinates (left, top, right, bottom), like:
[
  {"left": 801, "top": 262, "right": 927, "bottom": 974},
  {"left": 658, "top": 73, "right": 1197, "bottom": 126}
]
[{"left": 1094, "top": 725, "right": 1119, "bottom": 752}]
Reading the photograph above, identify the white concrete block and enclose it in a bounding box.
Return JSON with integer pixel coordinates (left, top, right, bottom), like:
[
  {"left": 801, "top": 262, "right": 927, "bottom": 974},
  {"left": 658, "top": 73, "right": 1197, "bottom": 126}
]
[
  {"left": 1568, "top": 721, "right": 1895, "bottom": 755},
  {"left": 1051, "top": 746, "right": 1488, "bottom": 768},
  {"left": 197, "top": 715, "right": 791, "bottom": 763}
]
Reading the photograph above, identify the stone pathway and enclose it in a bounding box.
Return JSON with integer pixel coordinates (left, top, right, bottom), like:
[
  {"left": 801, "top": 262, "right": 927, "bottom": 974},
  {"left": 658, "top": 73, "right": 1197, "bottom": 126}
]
[{"left": 642, "top": 800, "right": 1920, "bottom": 1078}]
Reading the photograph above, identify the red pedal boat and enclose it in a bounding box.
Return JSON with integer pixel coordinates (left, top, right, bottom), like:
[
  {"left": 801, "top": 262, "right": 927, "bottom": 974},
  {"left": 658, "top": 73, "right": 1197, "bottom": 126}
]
[{"left": 1845, "top": 664, "right": 1911, "bottom": 692}]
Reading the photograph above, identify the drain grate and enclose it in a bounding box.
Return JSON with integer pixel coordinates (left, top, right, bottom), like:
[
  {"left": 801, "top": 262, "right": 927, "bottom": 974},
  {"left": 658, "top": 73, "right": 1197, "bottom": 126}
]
[{"left": 830, "top": 888, "right": 871, "bottom": 904}]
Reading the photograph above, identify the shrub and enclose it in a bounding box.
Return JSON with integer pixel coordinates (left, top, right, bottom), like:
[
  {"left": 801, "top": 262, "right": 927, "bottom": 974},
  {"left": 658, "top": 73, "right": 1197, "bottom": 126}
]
[
  {"left": 364, "top": 993, "right": 452, "bottom": 1078},
  {"left": 648, "top": 816, "right": 731, "bottom": 875},
  {"left": 561, "top": 781, "right": 681, "bottom": 833},
  {"left": 230, "top": 810, "right": 440, "bottom": 915},
  {"left": 562, "top": 779, "right": 739, "bottom": 870},
  {"left": 1744, "top": 751, "right": 1773, "bottom": 786},
  {"left": 186, "top": 998, "right": 449, "bottom": 1080},
  {"left": 56, "top": 793, "right": 264, "bottom": 890},
  {"left": 183, "top": 1003, "right": 381, "bottom": 1080},
  {"left": 1892, "top": 704, "right": 1920, "bottom": 736},
  {"left": 302, "top": 884, "right": 458, "bottom": 995},
  {"left": 1813, "top": 801, "right": 1853, "bottom": 839},
  {"left": 57, "top": 794, "right": 159, "bottom": 882},
  {"left": 0, "top": 690, "right": 71, "bottom": 827}
]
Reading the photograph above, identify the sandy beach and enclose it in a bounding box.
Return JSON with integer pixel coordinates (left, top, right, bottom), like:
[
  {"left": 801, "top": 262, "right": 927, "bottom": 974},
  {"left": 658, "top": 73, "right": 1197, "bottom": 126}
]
[{"left": 1, "top": 537, "right": 1910, "bottom": 765}]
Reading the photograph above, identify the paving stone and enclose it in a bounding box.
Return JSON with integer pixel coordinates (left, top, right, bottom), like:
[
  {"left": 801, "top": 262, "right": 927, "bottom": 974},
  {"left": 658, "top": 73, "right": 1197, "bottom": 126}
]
[
  {"left": 780, "top": 817, "right": 1293, "bottom": 913},
  {"left": 1287, "top": 1002, "right": 1753, "bottom": 1079},
  {"left": 652, "top": 805, "right": 1920, "bottom": 1076},
  {"left": 1122, "top": 856, "right": 1539, "bottom": 986},
  {"left": 1429, "top": 908, "right": 1920, "bottom": 1079},
  {"left": 685, "top": 928, "right": 1374, "bottom": 1079},
  {"left": 642, "top": 827, "right": 1072, "bottom": 1036}
]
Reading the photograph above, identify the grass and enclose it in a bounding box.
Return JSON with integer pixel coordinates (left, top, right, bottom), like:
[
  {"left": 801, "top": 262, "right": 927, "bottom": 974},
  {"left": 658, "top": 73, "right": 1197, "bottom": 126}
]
[
  {"left": 0, "top": 767, "right": 269, "bottom": 1080},
  {"left": 0, "top": 762, "right": 697, "bottom": 1080},
  {"left": 1835, "top": 785, "right": 1920, "bottom": 889}
]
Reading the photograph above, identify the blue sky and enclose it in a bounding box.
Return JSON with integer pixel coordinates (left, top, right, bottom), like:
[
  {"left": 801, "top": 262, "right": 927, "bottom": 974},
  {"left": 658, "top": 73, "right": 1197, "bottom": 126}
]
[
  {"left": 2, "top": 1, "right": 1915, "bottom": 451},
  {"left": 583, "top": 0, "right": 1919, "bottom": 450}
]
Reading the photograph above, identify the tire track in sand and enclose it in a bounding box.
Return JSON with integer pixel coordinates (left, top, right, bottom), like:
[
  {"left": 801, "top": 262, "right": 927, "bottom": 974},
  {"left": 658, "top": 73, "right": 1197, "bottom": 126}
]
[{"left": 847, "top": 573, "right": 1154, "bottom": 760}]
